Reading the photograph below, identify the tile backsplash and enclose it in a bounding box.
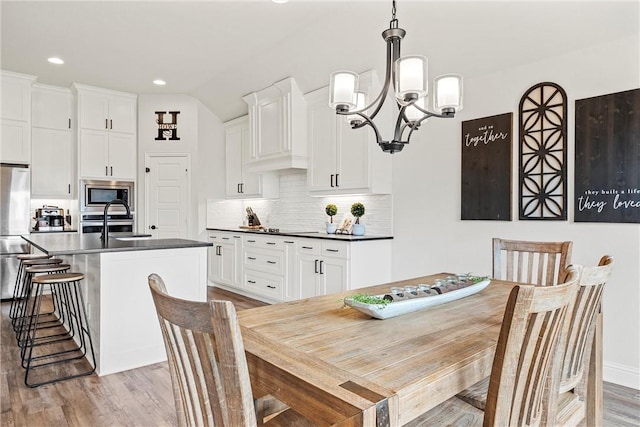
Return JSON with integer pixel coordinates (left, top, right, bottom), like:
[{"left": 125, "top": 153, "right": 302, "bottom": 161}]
[{"left": 207, "top": 171, "right": 393, "bottom": 235}]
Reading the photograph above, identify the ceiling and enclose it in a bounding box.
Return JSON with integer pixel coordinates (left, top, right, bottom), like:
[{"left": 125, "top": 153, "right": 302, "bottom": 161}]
[{"left": 2, "top": 0, "right": 638, "bottom": 122}]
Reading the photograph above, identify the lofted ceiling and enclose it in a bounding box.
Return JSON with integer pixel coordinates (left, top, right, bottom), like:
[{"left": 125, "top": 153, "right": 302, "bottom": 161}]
[{"left": 1, "top": 0, "right": 638, "bottom": 122}]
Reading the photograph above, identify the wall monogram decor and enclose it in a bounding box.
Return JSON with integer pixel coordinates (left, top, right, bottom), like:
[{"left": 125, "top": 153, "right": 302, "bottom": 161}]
[
  {"left": 155, "top": 111, "right": 180, "bottom": 141},
  {"left": 518, "top": 82, "right": 567, "bottom": 220},
  {"left": 461, "top": 113, "right": 512, "bottom": 220},
  {"left": 574, "top": 88, "right": 640, "bottom": 223}
]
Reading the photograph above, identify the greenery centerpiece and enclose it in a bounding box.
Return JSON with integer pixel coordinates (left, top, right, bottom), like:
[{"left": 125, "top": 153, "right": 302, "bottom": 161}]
[
  {"left": 351, "top": 202, "right": 366, "bottom": 236},
  {"left": 325, "top": 203, "right": 338, "bottom": 234}
]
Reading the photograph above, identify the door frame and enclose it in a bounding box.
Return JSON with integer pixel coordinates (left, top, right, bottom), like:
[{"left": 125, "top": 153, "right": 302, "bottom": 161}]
[{"left": 144, "top": 153, "right": 192, "bottom": 238}]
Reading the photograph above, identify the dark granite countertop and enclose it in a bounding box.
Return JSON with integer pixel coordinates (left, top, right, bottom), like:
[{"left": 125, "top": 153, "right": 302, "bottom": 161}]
[
  {"left": 23, "top": 233, "right": 212, "bottom": 256},
  {"left": 206, "top": 227, "right": 393, "bottom": 242},
  {"left": 30, "top": 228, "right": 78, "bottom": 234}
]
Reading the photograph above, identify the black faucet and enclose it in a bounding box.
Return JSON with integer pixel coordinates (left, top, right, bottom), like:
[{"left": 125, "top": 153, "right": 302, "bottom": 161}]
[{"left": 101, "top": 199, "right": 131, "bottom": 242}]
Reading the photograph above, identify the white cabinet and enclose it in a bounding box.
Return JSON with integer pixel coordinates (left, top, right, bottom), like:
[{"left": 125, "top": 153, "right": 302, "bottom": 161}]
[
  {"left": 1, "top": 71, "right": 36, "bottom": 164},
  {"left": 241, "top": 235, "right": 287, "bottom": 301},
  {"left": 242, "top": 77, "right": 307, "bottom": 172},
  {"left": 224, "top": 116, "right": 278, "bottom": 199},
  {"left": 306, "top": 71, "right": 392, "bottom": 195},
  {"left": 31, "top": 84, "right": 75, "bottom": 198},
  {"left": 74, "top": 84, "right": 137, "bottom": 180},
  {"left": 296, "top": 240, "right": 349, "bottom": 298},
  {"left": 208, "top": 232, "right": 242, "bottom": 290}
]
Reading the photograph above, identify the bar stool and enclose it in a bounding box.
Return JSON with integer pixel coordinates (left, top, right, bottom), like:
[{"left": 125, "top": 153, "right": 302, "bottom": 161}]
[
  {"left": 9, "top": 253, "right": 51, "bottom": 320},
  {"left": 11, "top": 258, "right": 65, "bottom": 336},
  {"left": 23, "top": 272, "right": 96, "bottom": 387}
]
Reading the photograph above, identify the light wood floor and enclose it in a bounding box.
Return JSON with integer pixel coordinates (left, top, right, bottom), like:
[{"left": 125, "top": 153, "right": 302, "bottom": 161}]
[{"left": 2, "top": 287, "right": 638, "bottom": 426}]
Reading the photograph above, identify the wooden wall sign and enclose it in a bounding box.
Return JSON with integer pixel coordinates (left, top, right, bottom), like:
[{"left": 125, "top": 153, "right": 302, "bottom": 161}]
[
  {"left": 461, "top": 113, "right": 512, "bottom": 220},
  {"left": 574, "top": 88, "right": 640, "bottom": 223},
  {"left": 519, "top": 82, "right": 568, "bottom": 220}
]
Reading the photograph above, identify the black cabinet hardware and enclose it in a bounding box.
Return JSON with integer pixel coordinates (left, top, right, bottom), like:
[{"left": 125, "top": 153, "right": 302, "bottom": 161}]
[
  {"left": 336, "top": 173, "right": 340, "bottom": 187},
  {"left": 267, "top": 285, "right": 276, "bottom": 289},
  {"left": 302, "top": 246, "right": 313, "bottom": 249},
  {"left": 266, "top": 242, "right": 275, "bottom": 245},
  {"left": 326, "top": 249, "right": 339, "bottom": 253},
  {"left": 267, "top": 261, "right": 276, "bottom": 264},
  {"left": 248, "top": 257, "right": 256, "bottom": 260},
  {"left": 248, "top": 280, "right": 256, "bottom": 284},
  {"left": 319, "top": 260, "right": 324, "bottom": 274},
  {"left": 314, "top": 259, "right": 319, "bottom": 273}
]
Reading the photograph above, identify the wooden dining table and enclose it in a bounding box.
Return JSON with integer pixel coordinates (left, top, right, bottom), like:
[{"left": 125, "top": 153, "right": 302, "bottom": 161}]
[{"left": 237, "top": 272, "right": 603, "bottom": 426}]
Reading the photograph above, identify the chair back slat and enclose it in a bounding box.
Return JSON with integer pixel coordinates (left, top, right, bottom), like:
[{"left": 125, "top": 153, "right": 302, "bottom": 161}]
[
  {"left": 493, "top": 238, "right": 573, "bottom": 286},
  {"left": 559, "top": 256, "right": 613, "bottom": 394},
  {"left": 484, "top": 266, "right": 580, "bottom": 427},
  {"left": 148, "top": 273, "right": 257, "bottom": 427}
]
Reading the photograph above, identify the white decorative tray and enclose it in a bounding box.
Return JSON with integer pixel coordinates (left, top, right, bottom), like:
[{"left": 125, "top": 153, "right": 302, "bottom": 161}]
[{"left": 344, "top": 279, "right": 491, "bottom": 319}]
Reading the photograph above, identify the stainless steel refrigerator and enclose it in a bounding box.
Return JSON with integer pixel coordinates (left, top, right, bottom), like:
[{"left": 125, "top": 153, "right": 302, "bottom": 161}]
[{"left": 1, "top": 163, "right": 31, "bottom": 300}]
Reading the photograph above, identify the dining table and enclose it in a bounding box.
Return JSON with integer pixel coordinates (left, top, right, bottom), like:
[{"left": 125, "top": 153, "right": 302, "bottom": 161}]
[{"left": 237, "top": 272, "right": 603, "bottom": 426}]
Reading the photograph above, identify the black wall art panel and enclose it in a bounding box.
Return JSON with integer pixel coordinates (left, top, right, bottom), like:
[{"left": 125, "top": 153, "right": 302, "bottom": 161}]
[
  {"left": 574, "top": 88, "right": 640, "bottom": 223},
  {"left": 519, "top": 82, "right": 568, "bottom": 220},
  {"left": 461, "top": 113, "right": 512, "bottom": 220}
]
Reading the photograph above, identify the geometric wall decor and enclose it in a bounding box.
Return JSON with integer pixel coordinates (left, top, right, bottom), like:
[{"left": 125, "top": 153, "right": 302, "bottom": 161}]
[
  {"left": 574, "top": 88, "right": 640, "bottom": 223},
  {"left": 518, "top": 82, "right": 568, "bottom": 220},
  {"left": 461, "top": 113, "right": 512, "bottom": 220}
]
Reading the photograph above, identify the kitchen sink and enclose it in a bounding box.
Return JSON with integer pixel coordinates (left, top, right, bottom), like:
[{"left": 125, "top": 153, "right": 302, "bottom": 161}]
[{"left": 110, "top": 233, "right": 153, "bottom": 241}]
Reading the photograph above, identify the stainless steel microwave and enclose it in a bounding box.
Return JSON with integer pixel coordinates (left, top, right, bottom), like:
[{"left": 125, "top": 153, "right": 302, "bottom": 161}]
[{"left": 81, "top": 180, "right": 134, "bottom": 212}]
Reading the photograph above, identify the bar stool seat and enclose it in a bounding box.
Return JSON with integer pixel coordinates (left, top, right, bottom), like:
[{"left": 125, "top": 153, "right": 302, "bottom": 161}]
[{"left": 23, "top": 272, "right": 96, "bottom": 387}]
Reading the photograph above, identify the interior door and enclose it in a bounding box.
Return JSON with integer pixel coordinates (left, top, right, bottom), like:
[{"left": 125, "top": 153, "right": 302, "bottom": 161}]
[{"left": 146, "top": 155, "right": 189, "bottom": 239}]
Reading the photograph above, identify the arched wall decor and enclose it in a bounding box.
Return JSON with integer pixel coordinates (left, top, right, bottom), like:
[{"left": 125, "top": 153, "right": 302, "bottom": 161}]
[{"left": 519, "top": 82, "right": 568, "bottom": 220}]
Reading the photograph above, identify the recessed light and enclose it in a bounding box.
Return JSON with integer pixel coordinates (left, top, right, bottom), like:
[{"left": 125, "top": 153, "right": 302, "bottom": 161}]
[
  {"left": 272, "top": 0, "right": 288, "bottom": 3},
  {"left": 153, "top": 79, "right": 166, "bottom": 86},
  {"left": 47, "top": 57, "right": 64, "bottom": 65}
]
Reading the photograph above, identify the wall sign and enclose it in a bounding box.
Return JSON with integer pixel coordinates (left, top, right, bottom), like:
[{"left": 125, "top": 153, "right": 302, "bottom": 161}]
[
  {"left": 461, "top": 113, "right": 512, "bottom": 220},
  {"left": 155, "top": 111, "right": 180, "bottom": 141},
  {"left": 574, "top": 88, "right": 640, "bottom": 223},
  {"left": 519, "top": 82, "right": 568, "bottom": 220}
]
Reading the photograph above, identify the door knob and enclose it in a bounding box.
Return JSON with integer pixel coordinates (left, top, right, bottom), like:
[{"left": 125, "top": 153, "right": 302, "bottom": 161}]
[{"left": 150, "top": 225, "right": 157, "bottom": 230}]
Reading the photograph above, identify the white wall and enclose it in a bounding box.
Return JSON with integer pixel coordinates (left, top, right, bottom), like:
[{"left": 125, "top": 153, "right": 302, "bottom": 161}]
[{"left": 392, "top": 35, "right": 640, "bottom": 389}]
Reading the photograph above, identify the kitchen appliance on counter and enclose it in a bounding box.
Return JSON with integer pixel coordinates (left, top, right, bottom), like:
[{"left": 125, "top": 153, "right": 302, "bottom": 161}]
[
  {"left": 34, "top": 206, "right": 66, "bottom": 231},
  {"left": 79, "top": 180, "right": 135, "bottom": 234},
  {"left": 1, "top": 163, "right": 31, "bottom": 300}
]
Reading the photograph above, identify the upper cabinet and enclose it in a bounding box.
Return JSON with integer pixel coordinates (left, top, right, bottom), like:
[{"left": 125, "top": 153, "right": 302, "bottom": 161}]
[
  {"left": 31, "top": 84, "right": 75, "bottom": 198},
  {"left": 73, "top": 84, "right": 137, "bottom": 181},
  {"left": 1, "top": 70, "right": 37, "bottom": 164},
  {"left": 306, "top": 70, "right": 391, "bottom": 195},
  {"left": 242, "top": 78, "right": 307, "bottom": 172},
  {"left": 224, "top": 116, "right": 278, "bottom": 199}
]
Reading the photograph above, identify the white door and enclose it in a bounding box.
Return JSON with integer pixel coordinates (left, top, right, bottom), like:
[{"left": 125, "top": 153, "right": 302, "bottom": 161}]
[{"left": 146, "top": 155, "right": 189, "bottom": 239}]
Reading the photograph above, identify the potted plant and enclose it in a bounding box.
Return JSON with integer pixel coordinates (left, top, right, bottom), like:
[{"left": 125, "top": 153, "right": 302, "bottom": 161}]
[
  {"left": 325, "top": 204, "right": 338, "bottom": 234},
  {"left": 351, "top": 202, "right": 365, "bottom": 236}
]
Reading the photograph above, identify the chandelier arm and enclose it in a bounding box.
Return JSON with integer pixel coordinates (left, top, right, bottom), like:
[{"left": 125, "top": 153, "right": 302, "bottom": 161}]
[
  {"left": 347, "top": 112, "right": 383, "bottom": 144},
  {"left": 393, "top": 105, "right": 410, "bottom": 142},
  {"left": 412, "top": 103, "right": 455, "bottom": 119}
]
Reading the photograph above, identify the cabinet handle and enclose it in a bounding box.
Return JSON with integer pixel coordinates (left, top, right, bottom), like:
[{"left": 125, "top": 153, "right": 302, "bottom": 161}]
[
  {"left": 233, "top": 236, "right": 241, "bottom": 239},
  {"left": 267, "top": 261, "right": 276, "bottom": 264},
  {"left": 248, "top": 280, "right": 256, "bottom": 284},
  {"left": 267, "top": 285, "right": 276, "bottom": 289},
  {"left": 105, "top": 166, "right": 108, "bottom": 176},
  {"left": 240, "top": 183, "right": 244, "bottom": 193},
  {"left": 217, "top": 245, "right": 222, "bottom": 256},
  {"left": 330, "top": 174, "right": 335, "bottom": 188},
  {"left": 247, "top": 239, "right": 256, "bottom": 243},
  {"left": 314, "top": 259, "right": 319, "bottom": 274},
  {"left": 302, "top": 246, "right": 313, "bottom": 250},
  {"left": 266, "top": 242, "right": 275, "bottom": 245},
  {"left": 110, "top": 166, "right": 113, "bottom": 176},
  {"left": 284, "top": 241, "right": 294, "bottom": 244},
  {"left": 68, "top": 118, "right": 71, "bottom": 129},
  {"left": 237, "top": 183, "right": 241, "bottom": 193},
  {"left": 326, "top": 249, "right": 339, "bottom": 253},
  {"left": 336, "top": 173, "right": 340, "bottom": 187},
  {"left": 110, "top": 119, "right": 113, "bottom": 130},
  {"left": 68, "top": 184, "right": 71, "bottom": 194},
  {"left": 105, "top": 118, "right": 108, "bottom": 129},
  {"left": 319, "top": 260, "right": 324, "bottom": 275},
  {"left": 222, "top": 237, "right": 230, "bottom": 240},
  {"left": 248, "top": 257, "right": 256, "bottom": 260}
]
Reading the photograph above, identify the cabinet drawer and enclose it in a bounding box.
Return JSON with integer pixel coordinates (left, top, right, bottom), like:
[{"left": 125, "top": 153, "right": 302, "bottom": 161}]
[
  {"left": 244, "top": 271, "right": 283, "bottom": 300},
  {"left": 321, "top": 241, "right": 349, "bottom": 258},
  {"left": 244, "top": 248, "right": 284, "bottom": 275},
  {"left": 297, "top": 241, "right": 320, "bottom": 256},
  {"left": 243, "top": 235, "right": 284, "bottom": 250}
]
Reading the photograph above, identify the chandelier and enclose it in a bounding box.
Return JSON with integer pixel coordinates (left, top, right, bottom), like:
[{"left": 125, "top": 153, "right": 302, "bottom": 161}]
[{"left": 329, "top": 0, "right": 463, "bottom": 154}]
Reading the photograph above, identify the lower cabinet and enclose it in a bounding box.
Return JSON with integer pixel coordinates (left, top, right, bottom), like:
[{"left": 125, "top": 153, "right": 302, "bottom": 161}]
[{"left": 207, "top": 230, "right": 391, "bottom": 304}]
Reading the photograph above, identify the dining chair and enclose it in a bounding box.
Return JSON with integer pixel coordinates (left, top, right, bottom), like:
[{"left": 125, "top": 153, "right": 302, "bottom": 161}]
[
  {"left": 454, "top": 257, "right": 613, "bottom": 427},
  {"left": 405, "top": 266, "right": 581, "bottom": 427},
  {"left": 148, "top": 274, "right": 314, "bottom": 427},
  {"left": 492, "top": 237, "right": 573, "bottom": 286}
]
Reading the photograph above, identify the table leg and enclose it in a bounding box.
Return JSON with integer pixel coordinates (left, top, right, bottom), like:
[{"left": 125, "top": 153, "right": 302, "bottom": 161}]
[{"left": 586, "top": 310, "right": 603, "bottom": 426}]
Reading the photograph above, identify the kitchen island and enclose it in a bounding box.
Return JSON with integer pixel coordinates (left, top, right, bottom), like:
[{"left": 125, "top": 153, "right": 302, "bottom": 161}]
[{"left": 22, "top": 233, "right": 211, "bottom": 376}]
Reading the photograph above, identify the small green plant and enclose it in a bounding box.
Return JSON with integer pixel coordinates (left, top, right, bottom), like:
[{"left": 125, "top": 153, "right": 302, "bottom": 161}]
[
  {"left": 350, "top": 294, "right": 390, "bottom": 307},
  {"left": 325, "top": 204, "right": 338, "bottom": 223},
  {"left": 351, "top": 202, "right": 365, "bottom": 224},
  {"left": 469, "top": 275, "right": 490, "bottom": 283}
]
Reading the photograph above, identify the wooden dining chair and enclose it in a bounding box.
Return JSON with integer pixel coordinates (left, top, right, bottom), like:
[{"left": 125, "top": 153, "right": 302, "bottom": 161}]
[
  {"left": 406, "top": 266, "right": 581, "bottom": 427},
  {"left": 492, "top": 237, "right": 573, "bottom": 286},
  {"left": 148, "top": 274, "right": 314, "bottom": 427}
]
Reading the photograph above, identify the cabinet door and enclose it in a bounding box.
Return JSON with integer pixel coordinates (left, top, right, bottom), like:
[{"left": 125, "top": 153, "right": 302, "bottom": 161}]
[
  {"left": 108, "top": 132, "right": 136, "bottom": 180},
  {"left": 256, "top": 97, "right": 282, "bottom": 157},
  {"left": 307, "top": 88, "right": 337, "bottom": 192},
  {"left": 239, "top": 124, "right": 261, "bottom": 196},
  {"left": 320, "top": 257, "right": 348, "bottom": 295},
  {"left": 336, "top": 119, "right": 370, "bottom": 190},
  {"left": 225, "top": 125, "right": 244, "bottom": 197},
  {"left": 79, "top": 129, "right": 109, "bottom": 178},
  {"left": 108, "top": 97, "right": 137, "bottom": 134},
  {"left": 218, "top": 241, "right": 236, "bottom": 286},
  {"left": 208, "top": 243, "right": 221, "bottom": 282},
  {"left": 297, "top": 253, "right": 320, "bottom": 299},
  {"left": 31, "top": 128, "right": 73, "bottom": 198},
  {"left": 1, "top": 74, "right": 32, "bottom": 121},
  {"left": 0, "top": 119, "right": 30, "bottom": 164},
  {"left": 32, "top": 88, "right": 72, "bottom": 130},
  {"left": 79, "top": 93, "right": 109, "bottom": 131}
]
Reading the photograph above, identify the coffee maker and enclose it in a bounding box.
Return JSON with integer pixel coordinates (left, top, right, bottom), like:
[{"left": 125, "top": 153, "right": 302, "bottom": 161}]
[{"left": 34, "top": 206, "right": 65, "bottom": 231}]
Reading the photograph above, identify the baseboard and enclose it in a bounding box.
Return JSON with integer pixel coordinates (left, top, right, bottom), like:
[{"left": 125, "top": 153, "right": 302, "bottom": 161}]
[{"left": 604, "top": 361, "right": 640, "bottom": 390}]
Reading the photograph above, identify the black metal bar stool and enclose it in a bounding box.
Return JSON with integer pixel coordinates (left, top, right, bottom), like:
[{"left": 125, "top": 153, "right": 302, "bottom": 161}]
[
  {"left": 9, "top": 253, "right": 51, "bottom": 320},
  {"left": 23, "top": 272, "right": 96, "bottom": 387},
  {"left": 11, "top": 258, "right": 65, "bottom": 336}
]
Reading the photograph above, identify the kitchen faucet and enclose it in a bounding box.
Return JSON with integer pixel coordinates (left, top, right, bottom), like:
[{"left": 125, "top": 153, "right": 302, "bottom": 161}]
[{"left": 101, "top": 199, "right": 131, "bottom": 242}]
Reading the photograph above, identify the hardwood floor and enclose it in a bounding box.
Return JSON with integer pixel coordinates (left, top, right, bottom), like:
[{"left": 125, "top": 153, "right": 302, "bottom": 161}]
[{"left": 1, "top": 287, "right": 638, "bottom": 426}]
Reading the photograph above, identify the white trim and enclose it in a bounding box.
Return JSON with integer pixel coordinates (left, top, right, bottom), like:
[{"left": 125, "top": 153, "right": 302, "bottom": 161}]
[{"left": 604, "top": 361, "right": 640, "bottom": 390}]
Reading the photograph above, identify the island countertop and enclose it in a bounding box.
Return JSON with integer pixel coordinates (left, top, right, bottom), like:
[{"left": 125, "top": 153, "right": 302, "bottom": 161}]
[{"left": 22, "top": 233, "right": 212, "bottom": 256}]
